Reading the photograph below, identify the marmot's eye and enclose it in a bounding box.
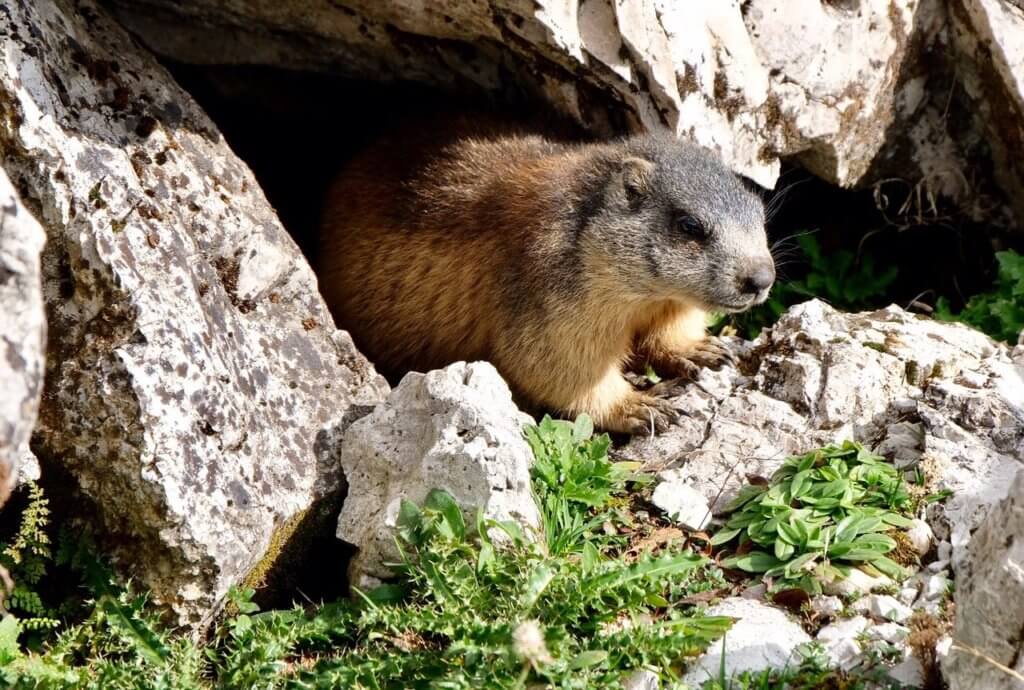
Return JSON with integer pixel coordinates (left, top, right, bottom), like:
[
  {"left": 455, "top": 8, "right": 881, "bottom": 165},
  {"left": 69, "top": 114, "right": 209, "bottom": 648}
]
[{"left": 674, "top": 214, "right": 707, "bottom": 240}]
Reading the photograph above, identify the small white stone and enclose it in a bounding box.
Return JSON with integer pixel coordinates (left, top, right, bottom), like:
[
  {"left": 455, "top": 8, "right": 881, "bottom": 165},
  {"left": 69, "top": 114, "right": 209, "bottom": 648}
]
[
  {"left": 622, "top": 668, "right": 659, "bottom": 690},
  {"left": 810, "top": 595, "right": 844, "bottom": 618},
  {"left": 906, "top": 518, "right": 934, "bottom": 556},
  {"left": 888, "top": 655, "right": 925, "bottom": 687},
  {"left": 651, "top": 474, "right": 711, "bottom": 531},
  {"left": 817, "top": 615, "right": 871, "bottom": 642},
  {"left": 867, "top": 622, "right": 910, "bottom": 643},
  {"left": 899, "top": 584, "right": 920, "bottom": 605},
  {"left": 935, "top": 635, "right": 953, "bottom": 660},
  {"left": 927, "top": 559, "right": 950, "bottom": 573},
  {"left": 858, "top": 594, "right": 913, "bottom": 623},
  {"left": 824, "top": 568, "right": 893, "bottom": 596},
  {"left": 921, "top": 573, "right": 950, "bottom": 602}
]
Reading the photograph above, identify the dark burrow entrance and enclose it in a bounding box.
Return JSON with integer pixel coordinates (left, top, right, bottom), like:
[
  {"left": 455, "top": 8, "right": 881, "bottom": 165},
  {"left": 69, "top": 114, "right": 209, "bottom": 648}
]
[{"left": 164, "top": 61, "right": 1022, "bottom": 607}]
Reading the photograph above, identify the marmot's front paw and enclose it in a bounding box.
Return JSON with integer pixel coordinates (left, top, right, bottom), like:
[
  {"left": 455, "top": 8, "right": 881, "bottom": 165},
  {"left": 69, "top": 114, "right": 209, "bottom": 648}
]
[
  {"left": 605, "top": 392, "right": 681, "bottom": 435},
  {"left": 656, "top": 337, "right": 735, "bottom": 379}
]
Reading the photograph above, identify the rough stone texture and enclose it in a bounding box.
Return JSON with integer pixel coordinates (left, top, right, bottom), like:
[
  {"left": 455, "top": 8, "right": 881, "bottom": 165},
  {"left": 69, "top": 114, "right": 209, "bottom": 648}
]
[
  {"left": 682, "top": 598, "right": 811, "bottom": 686},
  {"left": 337, "top": 362, "right": 541, "bottom": 586},
  {"left": 624, "top": 300, "right": 1024, "bottom": 573},
  {"left": 0, "top": 169, "right": 46, "bottom": 508},
  {"left": 951, "top": 0, "right": 1024, "bottom": 224},
  {"left": 102, "top": 0, "right": 1022, "bottom": 224},
  {"left": 943, "top": 468, "right": 1024, "bottom": 690},
  {"left": 0, "top": 0, "right": 388, "bottom": 627}
]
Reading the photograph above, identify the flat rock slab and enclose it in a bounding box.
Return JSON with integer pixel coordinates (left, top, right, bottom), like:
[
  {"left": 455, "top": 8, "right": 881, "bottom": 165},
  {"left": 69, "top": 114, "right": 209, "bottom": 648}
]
[{"left": 0, "top": 0, "right": 387, "bottom": 627}]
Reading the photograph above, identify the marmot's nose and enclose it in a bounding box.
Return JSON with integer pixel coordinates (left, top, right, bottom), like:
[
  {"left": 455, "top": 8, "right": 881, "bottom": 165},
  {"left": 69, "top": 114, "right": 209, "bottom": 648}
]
[{"left": 739, "top": 261, "right": 775, "bottom": 294}]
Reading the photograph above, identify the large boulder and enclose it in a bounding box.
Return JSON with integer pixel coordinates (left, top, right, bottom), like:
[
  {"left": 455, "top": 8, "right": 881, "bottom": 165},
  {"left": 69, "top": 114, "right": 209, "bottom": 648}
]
[
  {"left": 943, "top": 468, "right": 1024, "bottom": 689},
  {"left": 629, "top": 300, "right": 1023, "bottom": 573},
  {"left": 105, "top": 0, "right": 1015, "bottom": 223},
  {"left": 0, "top": 170, "right": 46, "bottom": 508},
  {"left": 0, "top": 0, "right": 387, "bottom": 627},
  {"left": 338, "top": 361, "right": 541, "bottom": 587}
]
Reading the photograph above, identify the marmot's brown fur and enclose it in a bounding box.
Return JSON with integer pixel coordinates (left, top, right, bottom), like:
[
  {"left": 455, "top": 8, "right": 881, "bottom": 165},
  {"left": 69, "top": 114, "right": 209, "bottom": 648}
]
[{"left": 318, "top": 118, "right": 774, "bottom": 434}]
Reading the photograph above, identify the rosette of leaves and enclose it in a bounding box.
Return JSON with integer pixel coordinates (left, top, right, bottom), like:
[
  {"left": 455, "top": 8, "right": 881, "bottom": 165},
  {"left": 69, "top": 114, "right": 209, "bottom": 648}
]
[{"left": 711, "top": 442, "right": 913, "bottom": 593}]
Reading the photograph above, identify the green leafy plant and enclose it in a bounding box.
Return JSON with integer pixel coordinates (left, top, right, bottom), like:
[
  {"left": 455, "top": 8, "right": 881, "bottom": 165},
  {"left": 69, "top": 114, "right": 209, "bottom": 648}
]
[
  {"left": 526, "top": 414, "right": 649, "bottom": 556},
  {"left": 935, "top": 249, "right": 1024, "bottom": 343},
  {"left": 2, "top": 418, "right": 736, "bottom": 689},
  {"left": 711, "top": 442, "right": 913, "bottom": 593}
]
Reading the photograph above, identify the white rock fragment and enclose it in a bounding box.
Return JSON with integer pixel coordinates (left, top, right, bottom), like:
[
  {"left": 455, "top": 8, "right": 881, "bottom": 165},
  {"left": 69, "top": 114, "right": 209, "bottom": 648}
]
[
  {"left": 651, "top": 472, "right": 711, "bottom": 530},
  {"left": 817, "top": 616, "right": 870, "bottom": 671},
  {"left": 338, "top": 362, "right": 541, "bottom": 584},
  {"left": 899, "top": 583, "right": 921, "bottom": 605},
  {"left": 867, "top": 622, "right": 910, "bottom": 644},
  {"left": 888, "top": 655, "right": 925, "bottom": 688},
  {"left": 809, "top": 595, "right": 844, "bottom": 619},
  {"left": 906, "top": 518, "right": 934, "bottom": 557},
  {"left": 853, "top": 595, "right": 913, "bottom": 623},
  {"left": 682, "top": 598, "right": 811, "bottom": 685},
  {"left": 921, "top": 573, "right": 951, "bottom": 602},
  {"left": 621, "top": 668, "right": 659, "bottom": 690},
  {"left": 937, "top": 541, "right": 952, "bottom": 562}
]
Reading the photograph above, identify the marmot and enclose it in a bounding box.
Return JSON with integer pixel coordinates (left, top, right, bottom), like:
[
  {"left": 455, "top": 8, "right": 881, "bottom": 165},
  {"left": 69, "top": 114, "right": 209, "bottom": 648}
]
[{"left": 318, "top": 119, "right": 774, "bottom": 434}]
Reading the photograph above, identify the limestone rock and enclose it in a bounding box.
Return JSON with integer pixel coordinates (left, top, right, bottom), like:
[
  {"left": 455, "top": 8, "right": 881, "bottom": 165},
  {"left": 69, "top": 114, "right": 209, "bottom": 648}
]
[
  {"left": 682, "top": 598, "right": 811, "bottom": 685},
  {"left": 103, "top": 0, "right": 1021, "bottom": 224},
  {"left": 816, "top": 615, "right": 870, "bottom": 671},
  {"left": 650, "top": 471, "right": 711, "bottom": 531},
  {"left": 337, "top": 362, "right": 541, "bottom": 585},
  {"left": 0, "top": 0, "right": 387, "bottom": 628},
  {"left": 943, "top": 468, "right": 1024, "bottom": 689},
  {"left": 0, "top": 169, "right": 46, "bottom": 508},
  {"left": 625, "top": 301, "right": 1023, "bottom": 575}
]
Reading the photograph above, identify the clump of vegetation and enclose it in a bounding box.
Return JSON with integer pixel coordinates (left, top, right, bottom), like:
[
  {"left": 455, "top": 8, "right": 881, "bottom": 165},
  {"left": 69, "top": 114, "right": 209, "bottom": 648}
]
[
  {"left": 0, "top": 416, "right": 737, "bottom": 688},
  {"left": 711, "top": 442, "right": 913, "bottom": 593},
  {"left": 935, "top": 249, "right": 1024, "bottom": 343}
]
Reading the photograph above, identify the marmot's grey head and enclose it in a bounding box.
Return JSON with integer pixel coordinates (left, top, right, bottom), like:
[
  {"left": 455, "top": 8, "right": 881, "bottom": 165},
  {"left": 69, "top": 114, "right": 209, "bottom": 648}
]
[{"left": 580, "top": 132, "right": 774, "bottom": 313}]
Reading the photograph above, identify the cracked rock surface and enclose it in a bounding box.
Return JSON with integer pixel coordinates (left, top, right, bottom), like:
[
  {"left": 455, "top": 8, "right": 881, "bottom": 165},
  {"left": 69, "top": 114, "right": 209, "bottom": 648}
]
[
  {"left": 0, "top": 169, "right": 46, "bottom": 509},
  {"left": 0, "top": 0, "right": 388, "bottom": 627},
  {"left": 338, "top": 361, "right": 541, "bottom": 587},
  {"left": 105, "top": 0, "right": 1020, "bottom": 224}
]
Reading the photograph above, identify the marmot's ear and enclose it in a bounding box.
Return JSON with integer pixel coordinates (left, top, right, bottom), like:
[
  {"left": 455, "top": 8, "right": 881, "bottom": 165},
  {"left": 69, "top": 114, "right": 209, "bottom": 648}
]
[{"left": 621, "top": 157, "right": 655, "bottom": 202}]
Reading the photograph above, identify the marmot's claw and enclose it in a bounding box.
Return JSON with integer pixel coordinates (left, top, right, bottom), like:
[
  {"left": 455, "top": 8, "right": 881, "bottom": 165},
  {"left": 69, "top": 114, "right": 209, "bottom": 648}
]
[
  {"left": 687, "top": 336, "right": 736, "bottom": 369},
  {"left": 617, "top": 394, "right": 680, "bottom": 435}
]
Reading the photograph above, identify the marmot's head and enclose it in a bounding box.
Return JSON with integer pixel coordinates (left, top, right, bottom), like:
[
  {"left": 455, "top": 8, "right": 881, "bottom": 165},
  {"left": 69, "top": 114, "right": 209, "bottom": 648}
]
[{"left": 581, "top": 132, "right": 774, "bottom": 313}]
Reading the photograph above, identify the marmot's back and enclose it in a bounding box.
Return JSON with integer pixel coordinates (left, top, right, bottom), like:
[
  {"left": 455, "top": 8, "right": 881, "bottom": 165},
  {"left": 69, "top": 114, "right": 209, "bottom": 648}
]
[{"left": 317, "top": 119, "right": 574, "bottom": 379}]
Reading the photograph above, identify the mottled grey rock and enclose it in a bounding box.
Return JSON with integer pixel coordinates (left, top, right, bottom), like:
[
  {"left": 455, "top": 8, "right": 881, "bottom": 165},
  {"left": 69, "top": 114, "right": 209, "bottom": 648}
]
[
  {"left": 0, "top": 0, "right": 387, "bottom": 628},
  {"left": 0, "top": 169, "right": 46, "bottom": 508},
  {"left": 337, "top": 362, "right": 540, "bottom": 586},
  {"left": 682, "top": 598, "right": 811, "bottom": 685},
  {"left": 943, "top": 468, "right": 1024, "bottom": 690},
  {"left": 625, "top": 301, "right": 1023, "bottom": 575}
]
